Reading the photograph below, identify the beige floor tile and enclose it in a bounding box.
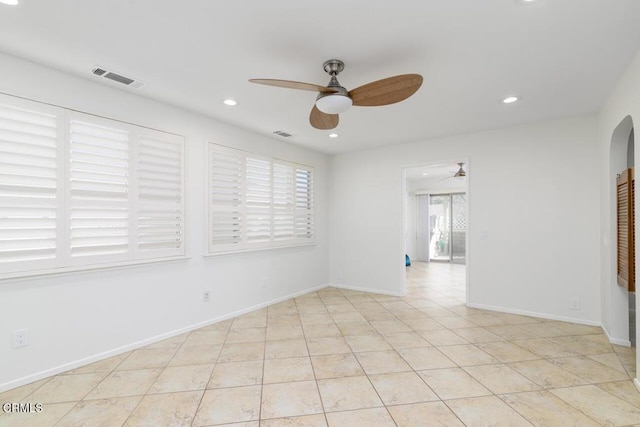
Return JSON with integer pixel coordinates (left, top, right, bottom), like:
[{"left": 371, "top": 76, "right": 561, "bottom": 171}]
[
  {"left": 521, "top": 322, "right": 572, "bottom": 338},
  {"left": 513, "top": 338, "right": 579, "bottom": 358},
  {"left": 399, "top": 318, "right": 443, "bottom": 332},
  {"left": 225, "top": 327, "right": 267, "bottom": 344},
  {"left": 306, "top": 337, "right": 351, "bottom": 356},
  {"left": 345, "top": 335, "right": 392, "bottom": 352},
  {"left": 465, "top": 314, "right": 508, "bottom": 327},
  {"left": 208, "top": 360, "right": 264, "bottom": 388},
  {"left": 487, "top": 325, "right": 539, "bottom": 340},
  {"left": 182, "top": 330, "right": 228, "bottom": 346},
  {"left": 382, "top": 332, "right": 431, "bottom": 349},
  {"left": 199, "top": 318, "right": 233, "bottom": 332},
  {"left": 261, "top": 414, "right": 327, "bottom": 426},
  {"left": 124, "top": 390, "right": 202, "bottom": 426},
  {"left": 267, "top": 325, "right": 305, "bottom": 341},
  {"left": 64, "top": 352, "right": 130, "bottom": 375},
  {"left": 419, "top": 307, "right": 455, "bottom": 317},
  {"left": 370, "top": 320, "right": 412, "bottom": 334},
  {"left": 261, "top": 381, "right": 324, "bottom": 419},
  {"left": 431, "top": 316, "right": 478, "bottom": 329},
  {"left": 148, "top": 364, "right": 214, "bottom": 393},
  {"left": 463, "top": 364, "right": 540, "bottom": 394},
  {"left": 418, "top": 367, "right": 491, "bottom": 400},
  {"left": 438, "top": 344, "right": 499, "bottom": 366},
  {"left": 324, "top": 304, "right": 356, "bottom": 314},
  {"left": 587, "top": 352, "right": 629, "bottom": 373},
  {"left": 597, "top": 381, "right": 640, "bottom": 409},
  {"left": 28, "top": 372, "right": 109, "bottom": 403},
  {"left": 549, "top": 334, "right": 613, "bottom": 355},
  {"left": 0, "top": 402, "right": 75, "bottom": 427},
  {"left": 548, "top": 356, "right": 630, "bottom": 383},
  {"left": 551, "top": 385, "right": 640, "bottom": 425},
  {"left": 369, "top": 371, "right": 438, "bottom": 405},
  {"left": 553, "top": 322, "right": 604, "bottom": 336},
  {"left": 264, "top": 357, "right": 315, "bottom": 384},
  {"left": 233, "top": 315, "right": 268, "bottom": 329},
  {"left": 310, "top": 354, "right": 365, "bottom": 379},
  {"left": 299, "top": 313, "right": 334, "bottom": 325},
  {"left": 398, "top": 347, "right": 457, "bottom": 370},
  {"left": 265, "top": 339, "right": 309, "bottom": 359},
  {"left": 387, "top": 401, "right": 465, "bottom": 427},
  {"left": 330, "top": 312, "right": 367, "bottom": 324},
  {"left": 325, "top": 407, "right": 395, "bottom": 426},
  {"left": 317, "top": 376, "right": 383, "bottom": 412},
  {"left": 116, "top": 347, "right": 176, "bottom": 371},
  {"left": 361, "top": 310, "right": 397, "bottom": 321},
  {"left": 302, "top": 323, "right": 342, "bottom": 338},
  {"left": 446, "top": 395, "right": 533, "bottom": 426},
  {"left": 168, "top": 343, "right": 221, "bottom": 366},
  {"left": 336, "top": 322, "right": 378, "bottom": 336},
  {"left": 508, "top": 359, "right": 588, "bottom": 388},
  {"left": 268, "top": 315, "right": 303, "bottom": 327},
  {"left": 144, "top": 333, "right": 188, "bottom": 349},
  {"left": 500, "top": 390, "right": 601, "bottom": 426},
  {"left": 56, "top": 396, "right": 142, "bottom": 427},
  {"left": 192, "top": 386, "right": 262, "bottom": 425},
  {"left": 218, "top": 342, "right": 266, "bottom": 363},
  {"left": 476, "top": 341, "right": 540, "bottom": 362},
  {"left": 355, "top": 350, "right": 412, "bottom": 374},
  {"left": 420, "top": 329, "right": 469, "bottom": 346},
  {"left": 0, "top": 377, "right": 51, "bottom": 402},
  {"left": 84, "top": 369, "right": 162, "bottom": 400},
  {"left": 452, "top": 327, "right": 506, "bottom": 344}
]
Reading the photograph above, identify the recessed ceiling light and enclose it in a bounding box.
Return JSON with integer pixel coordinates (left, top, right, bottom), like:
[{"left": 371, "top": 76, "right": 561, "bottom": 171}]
[
  {"left": 502, "top": 96, "right": 519, "bottom": 104},
  {"left": 422, "top": 172, "right": 429, "bottom": 176},
  {"left": 517, "top": 0, "right": 540, "bottom": 4},
  {"left": 0, "top": 0, "right": 19, "bottom": 5},
  {"left": 223, "top": 99, "right": 237, "bottom": 106},
  {"left": 328, "top": 133, "right": 339, "bottom": 138}
]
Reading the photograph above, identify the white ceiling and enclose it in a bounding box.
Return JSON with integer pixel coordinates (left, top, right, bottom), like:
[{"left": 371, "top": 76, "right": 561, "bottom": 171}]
[{"left": 0, "top": 0, "right": 639, "bottom": 154}]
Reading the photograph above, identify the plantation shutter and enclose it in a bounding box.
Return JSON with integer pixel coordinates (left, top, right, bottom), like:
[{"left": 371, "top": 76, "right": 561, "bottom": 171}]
[
  {"left": 0, "top": 100, "right": 60, "bottom": 274},
  {"left": 273, "top": 162, "right": 295, "bottom": 241},
  {"left": 245, "top": 157, "right": 272, "bottom": 243},
  {"left": 617, "top": 168, "right": 635, "bottom": 291},
  {"left": 68, "top": 114, "right": 130, "bottom": 265},
  {"left": 135, "top": 130, "right": 185, "bottom": 258},
  {"left": 295, "top": 166, "right": 314, "bottom": 241},
  {"left": 209, "top": 145, "right": 244, "bottom": 251}
]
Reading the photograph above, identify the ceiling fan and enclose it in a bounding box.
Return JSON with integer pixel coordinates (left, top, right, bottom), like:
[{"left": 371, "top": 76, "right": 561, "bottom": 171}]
[
  {"left": 441, "top": 163, "right": 466, "bottom": 180},
  {"left": 249, "top": 59, "right": 423, "bottom": 130}
]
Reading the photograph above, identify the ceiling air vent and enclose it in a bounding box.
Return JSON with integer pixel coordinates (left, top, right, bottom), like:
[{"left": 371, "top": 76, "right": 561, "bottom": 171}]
[
  {"left": 273, "top": 130, "right": 295, "bottom": 138},
  {"left": 90, "top": 66, "right": 144, "bottom": 89}
]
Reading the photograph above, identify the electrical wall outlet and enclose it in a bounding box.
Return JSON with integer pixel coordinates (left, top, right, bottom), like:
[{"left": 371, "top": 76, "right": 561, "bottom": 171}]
[
  {"left": 570, "top": 297, "right": 581, "bottom": 310},
  {"left": 203, "top": 291, "right": 210, "bottom": 302},
  {"left": 13, "top": 329, "right": 28, "bottom": 348}
]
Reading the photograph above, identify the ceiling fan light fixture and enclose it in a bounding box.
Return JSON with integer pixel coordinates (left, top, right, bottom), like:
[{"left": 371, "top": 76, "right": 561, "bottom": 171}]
[{"left": 316, "top": 94, "right": 352, "bottom": 114}]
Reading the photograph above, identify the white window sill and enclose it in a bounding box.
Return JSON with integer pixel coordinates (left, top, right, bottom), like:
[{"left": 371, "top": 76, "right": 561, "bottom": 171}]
[
  {"left": 0, "top": 255, "right": 191, "bottom": 283},
  {"left": 204, "top": 242, "right": 316, "bottom": 257}
]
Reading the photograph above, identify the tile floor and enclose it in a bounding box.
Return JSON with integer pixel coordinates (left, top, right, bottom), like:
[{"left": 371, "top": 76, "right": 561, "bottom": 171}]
[{"left": 1, "top": 262, "right": 639, "bottom": 426}]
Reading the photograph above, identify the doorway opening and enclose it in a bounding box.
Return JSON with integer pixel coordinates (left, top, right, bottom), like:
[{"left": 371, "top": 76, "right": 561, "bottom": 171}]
[{"left": 403, "top": 160, "right": 469, "bottom": 302}]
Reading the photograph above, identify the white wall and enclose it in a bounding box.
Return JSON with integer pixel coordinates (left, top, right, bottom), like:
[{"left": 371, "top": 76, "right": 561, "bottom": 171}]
[
  {"left": 0, "top": 53, "right": 330, "bottom": 391},
  {"left": 330, "top": 116, "right": 601, "bottom": 324},
  {"left": 598, "top": 50, "right": 640, "bottom": 351}
]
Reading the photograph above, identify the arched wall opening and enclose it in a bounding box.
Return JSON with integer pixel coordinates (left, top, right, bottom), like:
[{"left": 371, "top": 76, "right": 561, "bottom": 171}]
[{"left": 608, "top": 115, "right": 635, "bottom": 348}]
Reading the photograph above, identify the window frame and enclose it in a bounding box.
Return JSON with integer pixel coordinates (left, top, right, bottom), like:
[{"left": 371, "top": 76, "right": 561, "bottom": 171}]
[
  {"left": 0, "top": 93, "right": 187, "bottom": 281},
  {"left": 207, "top": 143, "right": 315, "bottom": 255}
]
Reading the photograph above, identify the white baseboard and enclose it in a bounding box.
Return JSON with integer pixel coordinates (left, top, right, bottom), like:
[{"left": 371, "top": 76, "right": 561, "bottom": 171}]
[
  {"left": 634, "top": 378, "right": 640, "bottom": 392},
  {"left": 467, "top": 302, "right": 602, "bottom": 327},
  {"left": 328, "top": 283, "right": 405, "bottom": 297},
  {"left": 601, "top": 323, "right": 632, "bottom": 347},
  {"left": 0, "top": 283, "right": 329, "bottom": 393}
]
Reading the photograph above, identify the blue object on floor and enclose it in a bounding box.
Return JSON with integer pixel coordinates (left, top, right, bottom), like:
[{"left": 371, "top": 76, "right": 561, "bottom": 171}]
[{"left": 405, "top": 254, "right": 411, "bottom": 266}]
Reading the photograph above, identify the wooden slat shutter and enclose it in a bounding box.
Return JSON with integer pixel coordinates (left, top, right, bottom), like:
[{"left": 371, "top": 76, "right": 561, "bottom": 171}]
[{"left": 617, "top": 167, "right": 635, "bottom": 292}]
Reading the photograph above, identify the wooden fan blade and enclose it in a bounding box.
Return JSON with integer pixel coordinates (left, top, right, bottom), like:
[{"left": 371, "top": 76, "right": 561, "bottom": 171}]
[
  {"left": 310, "top": 105, "right": 338, "bottom": 130},
  {"left": 249, "top": 79, "right": 338, "bottom": 93},
  {"left": 349, "top": 74, "right": 423, "bottom": 106}
]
